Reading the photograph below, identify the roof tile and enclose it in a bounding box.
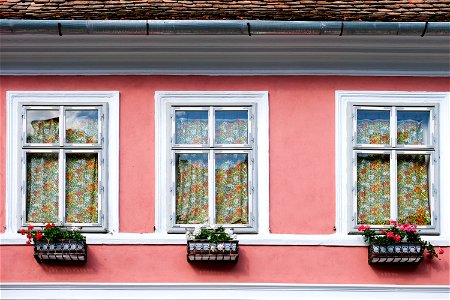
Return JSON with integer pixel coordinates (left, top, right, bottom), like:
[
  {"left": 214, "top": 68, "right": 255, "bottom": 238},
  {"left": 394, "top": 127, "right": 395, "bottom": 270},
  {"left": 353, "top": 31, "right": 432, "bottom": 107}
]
[{"left": 0, "top": 0, "right": 449, "bottom": 21}]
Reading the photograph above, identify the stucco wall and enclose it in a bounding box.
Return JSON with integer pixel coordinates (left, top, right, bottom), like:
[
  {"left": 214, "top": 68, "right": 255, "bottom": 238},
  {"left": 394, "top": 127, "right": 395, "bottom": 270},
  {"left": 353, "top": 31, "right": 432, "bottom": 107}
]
[{"left": 1, "top": 75, "right": 449, "bottom": 284}]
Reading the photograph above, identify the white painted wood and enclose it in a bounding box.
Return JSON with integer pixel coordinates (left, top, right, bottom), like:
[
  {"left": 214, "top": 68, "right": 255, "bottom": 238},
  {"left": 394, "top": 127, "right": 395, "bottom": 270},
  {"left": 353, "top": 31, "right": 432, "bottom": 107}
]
[
  {"left": 1, "top": 283, "right": 449, "bottom": 300},
  {"left": 1, "top": 35, "right": 449, "bottom": 76},
  {"left": 5, "top": 91, "right": 120, "bottom": 234},
  {"left": 1, "top": 231, "right": 448, "bottom": 246},
  {"left": 335, "top": 91, "right": 450, "bottom": 237},
  {"left": 155, "top": 91, "right": 269, "bottom": 234}
]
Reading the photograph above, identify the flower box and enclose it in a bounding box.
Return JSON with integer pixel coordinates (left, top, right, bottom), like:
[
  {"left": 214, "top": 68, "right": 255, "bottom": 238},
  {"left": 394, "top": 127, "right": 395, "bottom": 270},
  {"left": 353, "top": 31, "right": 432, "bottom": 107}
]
[
  {"left": 368, "top": 243, "right": 424, "bottom": 264},
  {"left": 33, "top": 239, "right": 87, "bottom": 263},
  {"left": 187, "top": 240, "right": 239, "bottom": 262}
]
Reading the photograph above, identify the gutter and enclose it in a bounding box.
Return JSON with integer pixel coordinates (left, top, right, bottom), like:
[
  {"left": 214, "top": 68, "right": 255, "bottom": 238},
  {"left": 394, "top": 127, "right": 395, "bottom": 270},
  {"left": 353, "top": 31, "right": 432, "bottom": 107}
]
[{"left": 0, "top": 19, "right": 449, "bottom": 36}]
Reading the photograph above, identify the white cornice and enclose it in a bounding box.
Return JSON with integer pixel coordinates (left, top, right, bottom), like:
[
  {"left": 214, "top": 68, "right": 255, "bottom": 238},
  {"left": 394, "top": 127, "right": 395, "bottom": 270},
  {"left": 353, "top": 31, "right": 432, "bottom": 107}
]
[{"left": 1, "top": 35, "right": 449, "bottom": 76}]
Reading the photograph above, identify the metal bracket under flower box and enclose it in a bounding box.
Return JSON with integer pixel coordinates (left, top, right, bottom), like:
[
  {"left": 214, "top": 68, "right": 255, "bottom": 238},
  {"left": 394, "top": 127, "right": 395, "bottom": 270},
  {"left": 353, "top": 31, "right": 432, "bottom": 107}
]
[
  {"left": 187, "top": 240, "right": 239, "bottom": 262},
  {"left": 368, "top": 243, "right": 424, "bottom": 264},
  {"left": 33, "top": 239, "right": 87, "bottom": 263}
]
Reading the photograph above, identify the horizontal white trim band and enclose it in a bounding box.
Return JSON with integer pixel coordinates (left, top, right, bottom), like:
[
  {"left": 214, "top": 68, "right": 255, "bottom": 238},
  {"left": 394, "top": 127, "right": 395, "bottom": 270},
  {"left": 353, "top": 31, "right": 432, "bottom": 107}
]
[
  {"left": 1, "top": 283, "right": 449, "bottom": 300},
  {"left": 1, "top": 232, "right": 449, "bottom": 246}
]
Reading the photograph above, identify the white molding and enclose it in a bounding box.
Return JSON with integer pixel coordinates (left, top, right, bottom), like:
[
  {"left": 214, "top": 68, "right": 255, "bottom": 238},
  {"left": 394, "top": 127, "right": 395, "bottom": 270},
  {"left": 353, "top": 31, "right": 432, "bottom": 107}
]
[
  {"left": 1, "top": 232, "right": 448, "bottom": 246},
  {"left": 335, "top": 91, "right": 450, "bottom": 237},
  {"left": 5, "top": 91, "right": 120, "bottom": 234},
  {"left": 155, "top": 91, "right": 269, "bottom": 234},
  {"left": 1, "top": 283, "right": 449, "bottom": 300},
  {"left": 2, "top": 35, "right": 449, "bottom": 76}
]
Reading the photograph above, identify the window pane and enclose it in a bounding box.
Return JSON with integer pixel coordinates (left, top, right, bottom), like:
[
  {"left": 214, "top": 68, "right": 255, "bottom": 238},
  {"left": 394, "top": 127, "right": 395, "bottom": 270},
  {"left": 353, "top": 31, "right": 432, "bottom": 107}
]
[
  {"left": 65, "top": 153, "right": 99, "bottom": 223},
  {"left": 215, "top": 153, "right": 249, "bottom": 224},
  {"left": 397, "top": 154, "right": 431, "bottom": 225},
  {"left": 175, "top": 110, "right": 208, "bottom": 144},
  {"left": 357, "top": 110, "right": 390, "bottom": 145},
  {"left": 26, "top": 110, "right": 59, "bottom": 143},
  {"left": 215, "top": 110, "right": 249, "bottom": 144},
  {"left": 357, "top": 153, "right": 390, "bottom": 225},
  {"left": 175, "top": 153, "right": 209, "bottom": 224},
  {"left": 26, "top": 153, "right": 59, "bottom": 223},
  {"left": 397, "top": 111, "right": 430, "bottom": 145},
  {"left": 66, "top": 110, "right": 99, "bottom": 144}
]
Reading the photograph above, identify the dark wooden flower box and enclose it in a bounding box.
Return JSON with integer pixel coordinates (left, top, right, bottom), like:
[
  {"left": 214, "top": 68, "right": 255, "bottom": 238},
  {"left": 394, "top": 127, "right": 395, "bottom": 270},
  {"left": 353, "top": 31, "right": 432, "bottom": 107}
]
[
  {"left": 187, "top": 240, "right": 239, "bottom": 262},
  {"left": 33, "top": 239, "right": 87, "bottom": 263},
  {"left": 368, "top": 243, "right": 424, "bottom": 264}
]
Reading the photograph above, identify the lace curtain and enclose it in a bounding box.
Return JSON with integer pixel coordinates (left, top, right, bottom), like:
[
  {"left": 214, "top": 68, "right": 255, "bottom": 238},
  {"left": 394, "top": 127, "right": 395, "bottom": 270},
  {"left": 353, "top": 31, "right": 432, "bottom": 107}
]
[
  {"left": 356, "top": 119, "right": 431, "bottom": 225},
  {"left": 26, "top": 118, "right": 99, "bottom": 224}
]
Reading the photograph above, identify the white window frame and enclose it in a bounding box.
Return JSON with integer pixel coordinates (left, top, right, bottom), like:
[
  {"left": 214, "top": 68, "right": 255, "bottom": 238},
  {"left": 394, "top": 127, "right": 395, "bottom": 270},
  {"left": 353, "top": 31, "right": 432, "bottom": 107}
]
[
  {"left": 336, "top": 91, "right": 450, "bottom": 237},
  {"left": 155, "top": 91, "right": 269, "bottom": 235},
  {"left": 6, "top": 91, "right": 120, "bottom": 234}
]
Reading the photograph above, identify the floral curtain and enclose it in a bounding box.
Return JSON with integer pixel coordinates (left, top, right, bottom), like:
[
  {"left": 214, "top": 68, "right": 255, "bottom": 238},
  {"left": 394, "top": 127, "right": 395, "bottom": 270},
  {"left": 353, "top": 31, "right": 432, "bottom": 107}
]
[
  {"left": 26, "top": 153, "right": 59, "bottom": 223},
  {"left": 215, "top": 154, "right": 249, "bottom": 224},
  {"left": 65, "top": 153, "right": 99, "bottom": 223},
  {"left": 357, "top": 154, "right": 391, "bottom": 225},
  {"left": 397, "top": 120, "right": 424, "bottom": 145},
  {"left": 357, "top": 119, "right": 424, "bottom": 145},
  {"left": 397, "top": 154, "right": 431, "bottom": 225},
  {"left": 28, "top": 118, "right": 59, "bottom": 143},
  {"left": 357, "top": 119, "right": 390, "bottom": 144},
  {"left": 175, "top": 112, "right": 208, "bottom": 144},
  {"left": 215, "top": 118, "right": 248, "bottom": 144},
  {"left": 26, "top": 117, "right": 100, "bottom": 224},
  {"left": 66, "top": 118, "right": 98, "bottom": 144},
  {"left": 175, "top": 154, "right": 209, "bottom": 224}
]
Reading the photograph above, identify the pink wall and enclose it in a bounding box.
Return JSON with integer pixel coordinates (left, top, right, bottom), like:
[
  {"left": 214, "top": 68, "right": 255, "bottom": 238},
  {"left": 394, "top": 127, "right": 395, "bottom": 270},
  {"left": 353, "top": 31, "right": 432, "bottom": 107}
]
[{"left": 1, "top": 76, "right": 449, "bottom": 284}]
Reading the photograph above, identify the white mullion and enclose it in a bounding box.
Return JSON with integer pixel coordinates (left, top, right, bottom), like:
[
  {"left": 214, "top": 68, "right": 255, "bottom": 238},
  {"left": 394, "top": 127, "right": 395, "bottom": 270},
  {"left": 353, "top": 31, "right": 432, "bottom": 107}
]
[
  {"left": 390, "top": 150, "right": 397, "bottom": 222},
  {"left": 59, "top": 149, "right": 65, "bottom": 226},
  {"left": 171, "top": 151, "right": 176, "bottom": 228},
  {"left": 430, "top": 152, "right": 437, "bottom": 228},
  {"left": 97, "top": 150, "right": 103, "bottom": 227},
  {"left": 208, "top": 150, "right": 215, "bottom": 226},
  {"left": 209, "top": 107, "right": 214, "bottom": 147},
  {"left": 59, "top": 106, "right": 64, "bottom": 146},
  {"left": 391, "top": 107, "right": 397, "bottom": 148},
  {"left": 352, "top": 106, "right": 358, "bottom": 148},
  {"left": 247, "top": 150, "right": 254, "bottom": 228},
  {"left": 21, "top": 150, "right": 27, "bottom": 226},
  {"left": 352, "top": 151, "right": 358, "bottom": 227},
  {"left": 209, "top": 107, "right": 215, "bottom": 225}
]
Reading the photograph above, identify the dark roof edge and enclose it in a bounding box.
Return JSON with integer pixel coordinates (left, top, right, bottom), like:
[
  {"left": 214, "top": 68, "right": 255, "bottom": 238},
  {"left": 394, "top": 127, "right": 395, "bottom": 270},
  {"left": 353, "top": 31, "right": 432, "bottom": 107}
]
[{"left": 1, "top": 20, "right": 449, "bottom": 36}]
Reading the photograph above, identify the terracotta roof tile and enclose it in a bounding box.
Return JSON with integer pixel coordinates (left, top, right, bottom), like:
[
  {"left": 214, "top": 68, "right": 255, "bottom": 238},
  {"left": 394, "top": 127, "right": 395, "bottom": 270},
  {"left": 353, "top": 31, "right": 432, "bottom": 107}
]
[{"left": 1, "top": 0, "right": 449, "bottom": 21}]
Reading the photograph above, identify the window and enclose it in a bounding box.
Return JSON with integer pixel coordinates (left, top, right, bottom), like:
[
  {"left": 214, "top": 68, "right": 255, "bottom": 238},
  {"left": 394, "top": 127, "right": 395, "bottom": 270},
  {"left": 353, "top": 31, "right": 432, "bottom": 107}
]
[
  {"left": 336, "top": 91, "right": 450, "bottom": 235},
  {"left": 6, "top": 92, "right": 119, "bottom": 234},
  {"left": 155, "top": 92, "right": 269, "bottom": 234},
  {"left": 353, "top": 106, "right": 436, "bottom": 228}
]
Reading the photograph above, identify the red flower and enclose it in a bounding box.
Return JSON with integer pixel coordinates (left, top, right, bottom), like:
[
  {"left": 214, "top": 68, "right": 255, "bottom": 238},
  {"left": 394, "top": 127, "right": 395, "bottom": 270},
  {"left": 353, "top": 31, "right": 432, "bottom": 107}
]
[
  {"left": 35, "top": 233, "right": 43, "bottom": 241},
  {"left": 438, "top": 248, "right": 445, "bottom": 255},
  {"left": 26, "top": 233, "right": 32, "bottom": 239},
  {"left": 45, "top": 223, "right": 53, "bottom": 229},
  {"left": 394, "top": 234, "right": 401, "bottom": 242},
  {"left": 27, "top": 225, "right": 34, "bottom": 230},
  {"left": 358, "top": 225, "right": 365, "bottom": 231},
  {"left": 26, "top": 240, "right": 31, "bottom": 245},
  {"left": 386, "top": 232, "right": 394, "bottom": 239},
  {"left": 20, "top": 229, "right": 26, "bottom": 235},
  {"left": 390, "top": 220, "right": 397, "bottom": 226}
]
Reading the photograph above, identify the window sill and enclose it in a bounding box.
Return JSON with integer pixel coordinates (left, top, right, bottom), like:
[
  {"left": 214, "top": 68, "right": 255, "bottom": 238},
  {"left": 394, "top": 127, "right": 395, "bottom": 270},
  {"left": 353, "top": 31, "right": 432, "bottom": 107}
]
[{"left": 1, "top": 232, "right": 449, "bottom": 246}]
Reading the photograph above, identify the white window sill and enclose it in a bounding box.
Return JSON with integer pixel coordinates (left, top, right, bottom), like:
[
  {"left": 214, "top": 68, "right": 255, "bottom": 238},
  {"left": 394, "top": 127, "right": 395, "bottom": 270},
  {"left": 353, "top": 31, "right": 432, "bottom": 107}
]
[{"left": 1, "top": 232, "right": 449, "bottom": 246}]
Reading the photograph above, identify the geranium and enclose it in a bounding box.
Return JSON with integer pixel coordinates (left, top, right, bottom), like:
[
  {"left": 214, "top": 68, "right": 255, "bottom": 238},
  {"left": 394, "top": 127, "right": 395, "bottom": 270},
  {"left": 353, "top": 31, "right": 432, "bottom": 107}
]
[
  {"left": 186, "top": 225, "right": 237, "bottom": 243},
  {"left": 20, "top": 223, "right": 86, "bottom": 244},
  {"left": 359, "top": 221, "right": 444, "bottom": 259}
]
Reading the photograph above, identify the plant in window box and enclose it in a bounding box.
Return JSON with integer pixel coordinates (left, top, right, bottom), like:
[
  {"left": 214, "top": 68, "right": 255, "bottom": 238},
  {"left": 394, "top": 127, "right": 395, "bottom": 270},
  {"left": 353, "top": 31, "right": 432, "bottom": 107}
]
[
  {"left": 21, "top": 223, "right": 87, "bottom": 263},
  {"left": 359, "top": 221, "right": 444, "bottom": 264},
  {"left": 186, "top": 225, "right": 239, "bottom": 262}
]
